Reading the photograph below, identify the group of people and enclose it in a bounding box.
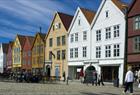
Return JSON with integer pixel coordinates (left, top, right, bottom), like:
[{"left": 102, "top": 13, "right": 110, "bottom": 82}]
[{"left": 79, "top": 69, "right": 104, "bottom": 86}]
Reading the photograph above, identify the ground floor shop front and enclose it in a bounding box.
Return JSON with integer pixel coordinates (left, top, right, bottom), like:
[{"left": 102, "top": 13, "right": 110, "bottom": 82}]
[{"left": 68, "top": 59, "right": 124, "bottom": 85}]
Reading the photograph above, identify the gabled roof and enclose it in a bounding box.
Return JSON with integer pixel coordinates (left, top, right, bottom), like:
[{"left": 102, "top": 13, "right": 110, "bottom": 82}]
[
  {"left": 112, "top": 0, "right": 128, "bottom": 12},
  {"left": 91, "top": 0, "right": 127, "bottom": 29},
  {"left": 80, "top": 7, "right": 96, "bottom": 24},
  {"left": 31, "top": 32, "right": 46, "bottom": 50},
  {"left": 17, "top": 34, "right": 26, "bottom": 48},
  {"left": 45, "top": 12, "right": 73, "bottom": 40},
  {"left": 25, "top": 36, "right": 34, "bottom": 47},
  {"left": 38, "top": 32, "right": 46, "bottom": 41},
  {"left": 58, "top": 12, "right": 73, "bottom": 31},
  {"left": 2, "top": 43, "right": 9, "bottom": 53},
  {"left": 9, "top": 41, "right": 14, "bottom": 49},
  {"left": 68, "top": 7, "right": 96, "bottom": 35}
]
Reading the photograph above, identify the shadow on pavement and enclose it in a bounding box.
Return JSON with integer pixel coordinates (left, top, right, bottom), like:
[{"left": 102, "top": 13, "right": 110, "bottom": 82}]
[
  {"left": 80, "top": 92, "right": 100, "bottom": 95},
  {"left": 80, "top": 92, "right": 119, "bottom": 95}
]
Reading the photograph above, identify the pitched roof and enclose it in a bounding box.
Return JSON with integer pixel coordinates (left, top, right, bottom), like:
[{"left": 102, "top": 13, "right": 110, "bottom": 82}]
[
  {"left": 58, "top": 12, "right": 73, "bottom": 31},
  {"left": 17, "top": 35, "right": 26, "bottom": 48},
  {"left": 2, "top": 43, "right": 9, "bottom": 53},
  {"left": 80, "top": 8, "right": 96, "bottom": 24},
  {"left": 26, "top": 36, "right": 34, "bottom": 46},
  {"left": 112, "top": 0, "right": 128, "bottom": 12},
  {"left": 38, "top": 32, "right": 46, "bottom": 41}
]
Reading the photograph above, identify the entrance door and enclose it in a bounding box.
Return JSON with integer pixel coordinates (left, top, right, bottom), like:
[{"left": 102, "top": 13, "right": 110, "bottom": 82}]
[
  {"left": 55, "top": 66, "right": 60, "bottom": 77},
  {"left": 102, "top": 66, "right": 119, "bottom": 82},
  {"left": 46, "top": 66, "right": 50, "bottom": 77},
  {"left": 85, "top": 66, "right": 96, "bottom": 83}
]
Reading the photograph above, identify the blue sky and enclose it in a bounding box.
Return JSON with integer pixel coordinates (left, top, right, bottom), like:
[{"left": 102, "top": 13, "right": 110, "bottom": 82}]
[{"left": 0, "top": 0, "right": 132, "bottom": 43}]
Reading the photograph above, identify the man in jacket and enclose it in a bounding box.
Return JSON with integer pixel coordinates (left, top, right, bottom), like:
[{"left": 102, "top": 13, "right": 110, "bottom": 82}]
[{"left": 123, "top": 66, "right": 134, "bottom": 94}]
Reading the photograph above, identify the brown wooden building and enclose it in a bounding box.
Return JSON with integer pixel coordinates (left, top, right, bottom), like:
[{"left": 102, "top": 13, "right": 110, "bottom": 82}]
[
  {"left": 22, "top": 36, "right": 34, "bottom": 71},
  {"left": 127, "top": 0, "right": 140, "bottom": 70}
]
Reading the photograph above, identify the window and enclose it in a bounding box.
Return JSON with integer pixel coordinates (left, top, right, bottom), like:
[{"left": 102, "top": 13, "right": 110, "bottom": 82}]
[
  {"left": 114, "top": 25, "right": 120, "bottom": 38},
  {"left": 57, "top": 50, "right": 60, "bottom": 60},
  {"left": 28, "top": 60, "right": 30, "bottom": 64},
  {"left": 83, "top": 31, "right": 87, "bottom": 41},
  {"left": 134, "top": 37, "right": 140, "bottom": 52},
  {"left": 83, "top": 47, "right": 87, "bottom": 57},
  {"left": 62, "top": 35, "right": 66, "bottom": 45},
  {"left": 53, "top": 25, "right": 55, "bottom": 31},
  {"left": 114, "top": 44, "right": 120, "bottom": 57},
  {"left": 57, "top": 37, "right": 61, "bottom": 46},
  {"left": 40, "top": 45, "right": 43, "bottom": 53},
  {"left": 105, "top": 27, "right": 111, "bottom": 39},
  {"left": 28, "top": 51, "right": 31, "bottom": 56},
  {"left": 49, "top": 51, "right": 52, "bottom": 60},
  {"left": 70, "top": 34, "right": 74, "bottom": 43},
  {"left": 58, "top": 23, "right": 61, "bottom": 29},
  {"left": 96, "top": 46, "right": 101, "bottom": 58},
  {"left": 75, "top": 48, "right": 78, "bottom": 58},
  {"left": 134, "top": 16, "right": 140, "bottom": 30},
  {"left": 70, "top": 49, "right": 73, "bottom": 58},
  {"left": 75, "top": 33, "right": 78, "bottom": 42},
  {"left": 55, "top": 22, "right": 60, "bottom": 29},
  {"left": 62, "top": 50, "right": 66, "bottom": 60},
  {"left": 49, "top": 38, "right": 53, "bottom": 47},
  {"left": 106, "top": 11, "right": 109, "bottom": 18},
  {"left": 78, "top": 19, "right": 81, "bottom": 25},
  {"left": 105, "top": 45, "right": 111, "bottom": 57},
  {"left": 96, "top": 30, "right": 101, "bottom": 41}
]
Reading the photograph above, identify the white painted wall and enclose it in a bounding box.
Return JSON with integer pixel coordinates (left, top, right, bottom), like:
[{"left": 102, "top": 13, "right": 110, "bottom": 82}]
[
  {"left": 0, "top": 44, "right": 4, "bottom": 73},
  {"left": 91, "top": 0, "right": 126, "bottom": 85},
  {"left": 68, "top": 8, "right": 91, "bottom": 64}
]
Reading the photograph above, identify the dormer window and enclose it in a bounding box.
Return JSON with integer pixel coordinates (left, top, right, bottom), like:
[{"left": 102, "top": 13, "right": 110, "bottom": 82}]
[{"left": 106, "top": 10, "right": 109, "bottom": 18}]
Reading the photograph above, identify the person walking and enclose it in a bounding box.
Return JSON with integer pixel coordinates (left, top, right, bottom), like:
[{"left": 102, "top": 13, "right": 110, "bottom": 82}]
[
  {"left": 138, "top": 69, "right": 140, "bottom": 88},
  {"left": 98, "top": 72, "right": 104, "bottom": 86},
  {"left": 92, "top": 71, "right": 97, "bottom": 86},
  {"left": 123, "top": 66, "right": 134, "bottom": 94},
  {"left": 79, "top": 68, "right": 84, "bottom": 83}
]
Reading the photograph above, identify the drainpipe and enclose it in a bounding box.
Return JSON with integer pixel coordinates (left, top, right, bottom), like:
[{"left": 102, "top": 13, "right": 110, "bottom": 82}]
[{"left": 123, "top": 7, "right": 128, "bottom": 85}]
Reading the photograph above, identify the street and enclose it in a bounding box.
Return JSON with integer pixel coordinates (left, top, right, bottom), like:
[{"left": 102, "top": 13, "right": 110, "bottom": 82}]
[{"left": 0, "top": 81, "right": 139, "bottom": 95}]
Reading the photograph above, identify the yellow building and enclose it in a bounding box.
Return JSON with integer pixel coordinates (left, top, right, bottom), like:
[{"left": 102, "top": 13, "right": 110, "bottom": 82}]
[
  {"left": 12, "top": 35, "right": 26, "bottom": 71},
  {"left": 31, "top": 32, "right": 46, "bottom": 74},
  {"left": 45, "top": 12, "right": 73, "bottom": 79}
]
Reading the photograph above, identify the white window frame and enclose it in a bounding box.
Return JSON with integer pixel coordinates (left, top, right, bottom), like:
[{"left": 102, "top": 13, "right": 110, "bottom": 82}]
[
  {"left": 105, "top": 27, "right": 111, "bottom": 40},
  {"left": 83, "top": 31, "right": 87, "bottom": 41},
  {"left": 75, "top": 48, "right": 78, "bottom": 58},
  {"left": 70, "top": 34, "right": 74, "bottom": 43},
  {"left": 83, "top": 46, "right": 87, "bottom": 58},
  {"left": 96, "top": 46, "right": 101, "bottom": 58},
  {"left": 75, "top": 33, "right": 78, "bottom": 42},
  {"left": 105, "top": 45, "right": 111, "bottom": 58},
  {"left": 70, "top": 48, "right": 73, "bottom": 58},
  {"left": 96, "top": 30, "right": 101, "bottom": 41},
  {"left": 114, "top": 25, "right": 120, "bottom": 38},
  {"left": 114, "top": 44, "right": 120, "bottom": 57}
]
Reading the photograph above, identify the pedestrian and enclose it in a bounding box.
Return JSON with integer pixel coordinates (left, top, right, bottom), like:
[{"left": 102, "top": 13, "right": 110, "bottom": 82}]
[
  {"left": 98, "top": 72, "right": 104, "bottom": 86},
  {"left": 134, "top": 70, "right": 138, "bottom": 82},
  {"left": 92, "top": 70, "right": 97, "bottom": 86},
  {"left": 123, "top": 66, "right": 134, "bottom": 94},
  {"left": 138, "top": 69, "right": 140, "bottom": 88},
  {"left": 63, "top": 71, "right": 66, "bottom": 82},
  {"left": 79, "top": 68, "right": 84, "bottom": 83}
]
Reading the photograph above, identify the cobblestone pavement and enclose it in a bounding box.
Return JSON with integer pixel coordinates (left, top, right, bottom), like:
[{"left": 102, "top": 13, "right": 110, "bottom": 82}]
[{"left": 0, "top": 81, "right": 139, "bottom": 95}]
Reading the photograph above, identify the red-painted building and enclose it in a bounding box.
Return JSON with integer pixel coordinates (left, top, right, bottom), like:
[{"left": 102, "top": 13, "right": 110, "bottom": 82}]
[
  {"left": 127, "top": 0, "right": 140, "bottom": 70},
  {"left": 6, "top": 42, "right": 13, "bottom": 72},
  {"left": 22, "top": 36, "right": 34, "bottom": 71}
]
